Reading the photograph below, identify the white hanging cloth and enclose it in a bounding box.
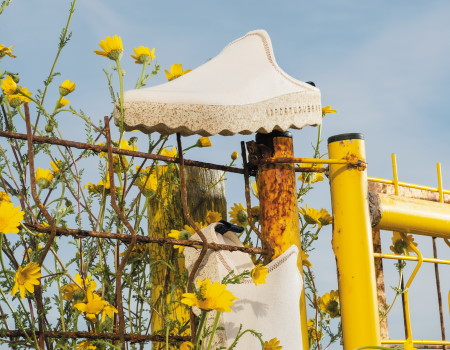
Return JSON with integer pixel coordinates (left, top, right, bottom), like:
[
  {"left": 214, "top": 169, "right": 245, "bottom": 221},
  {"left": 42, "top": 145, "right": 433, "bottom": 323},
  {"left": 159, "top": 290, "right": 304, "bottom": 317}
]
[{"left": 184, "top": 223, "right": 303, "bottom": 349}]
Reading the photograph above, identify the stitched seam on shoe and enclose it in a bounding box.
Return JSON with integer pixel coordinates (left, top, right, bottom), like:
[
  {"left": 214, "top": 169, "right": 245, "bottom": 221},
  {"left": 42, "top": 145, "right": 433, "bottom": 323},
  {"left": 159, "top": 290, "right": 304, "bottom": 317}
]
[{"left": 226, "top": 32, "right": 317, "bottom": 90}]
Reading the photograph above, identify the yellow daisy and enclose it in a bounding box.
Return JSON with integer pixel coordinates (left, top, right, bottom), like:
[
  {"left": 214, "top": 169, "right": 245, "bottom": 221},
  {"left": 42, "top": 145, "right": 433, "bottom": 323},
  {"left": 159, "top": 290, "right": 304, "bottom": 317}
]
[
  {"left": 196, "top": 136, "right": 212, "bottom": 147},
  {"left": 322, "top": 106, "right": 337, "bottom": 116},
  {"left": 228, "top": 203, "right": 248, "bottom": 226},
  {"left": 7, "top": 87, "right": 32, "bottom": 108},
  {"left": 299, "top": 205, "right": 330, "bottom": 228},
  {"left": 0, "top": 191, "right": 11, "bottom": 203},
  {"left": 94, "top": 35, "right": 123, "bottom": 61},
  {"left": 301, "top": 251, "right": 312, "bottom": 268},
  {"left": 74, "top": 291, "right": 107, "bottom": 321},
  {"left": 165, "top": 64, "right": 192, "bottom": 81},
  {"left": 131, "top": 46, "right": 155, "bottom": 64},
  {"left": 50, "top": 159, "right": 62, "bottom": 175},
  {"left": 251, "top": 264, "right": 268, "bottom": 285},
  {"left": 307, "top": 318, "right": 323, "bottom": 341},
  {"left": 297, "top": 163, "right": 325, "bottom": 183},
  {"left": 160, "top": 147, "right": 177, "bottom": 158},
  {"left": 101, "top": 302, "right": 118, "bottom": 323},
  {"left": 59, "top": 80, "right": 76, "bottom": 96},
  {"left": 317, "top": 290, "right": 340, "bottom": 318},
  {"left": 61, "top": 273, "right": 97, "bottom": 301},
  {"left": 57, "top": 97, "right": 70, "bottom": 108},
  {"left": 36, "top": 168, "right": 54, "bottom": 188},
  {"left": 179, "top": 341, "right": 194, "bottom": 350},
  {"left": 181, "top": 278, "right": 239, "bottom": 312},
  {"left": 76, "top": 341, "right": 97, "bottom": 350},
  {"left": 168, "top": 229, "right": 191, "bottom": 252},
  {"left": 1, "top": 75, "right": 17, "bottom": 94},
  {"left": 205, "top": 210, "right": 222, "bottom": 224},
  {"left": 0, "top": 201, "right": 24, "bottom": 234},
  {"left": 11, "top": 262, "right": 42, "bottom": 299},
  {"left": 262, "top": 338, "right": 283, "bottom": 350},
  {"left": 390, "top": 232, "right": 418, "bottom": 255},
  {"left": 231, "top": 151, "right": 239, "bottom": 160},
  {"left": 0, "top": 44, "right": 16, "bottom": 58}
]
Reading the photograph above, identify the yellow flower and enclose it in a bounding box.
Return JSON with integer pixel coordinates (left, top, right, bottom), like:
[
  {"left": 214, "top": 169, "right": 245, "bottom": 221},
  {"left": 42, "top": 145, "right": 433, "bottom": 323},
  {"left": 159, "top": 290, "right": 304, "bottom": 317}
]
[
  {"left": 252, "top": 182, "right": 259, "bottom": 198},
  {"left": 7, "top": 87, "right": 32, "bottom": 108},
  {"left": 299, "top": 205, "right": 330, "bottom": 228},
  {"left": 131, "top": 46, "right": 155, "bottom": 64},
  {"left": 0, "top": 44, "right": 16, "bottom": 58},
  {"left": 317, "top": 290, "right": 340, "bottom": 318},
  {"left": 57, "top": 97, "right": 70, "bottom": 108},
  {"left": 231, "top": 151, "right": 239, "bottom": 160},
  {"left": 390, "top": 232, "right": 418, "bottom": 255},
  {"left": 84, "top": 174, "right": 114, "bottom": 196},
  {"left": 297, "top": 163, "right": 325, "bottom": 183},
  {"left": 262, "top": 338, "right": 283, "bottom": 350},
  {"left": 1, "top": 75, "right": 17, "bottom": 94},
  {"left": 160, "top": 147, "right": 177, "bottom": 158},
  {"left": 165, "top": 64, "right": 192, "bottom": 81},
  {"left": 229, "top": 203, "right": 248, "bottom": 226},
  {"left": 101, "top": 302, "right": 118, "bottom": 322},
  {"left": 94, "top": 35, "right": 123, "bottom": 61},
  {"left": 307, "top": 318, "right": 323, "bottom": 341},
  {"left": 322, "top": 106, "right": 337, "bottom": 116},
  {"left": 11, "top": 262, "right": 42, "bottom": 299},
  {"left": 205, "top": 210, "right": 222, "bottom": 224},
  {"left": 301, "top": 251, "right": 312, "bottom": 268},
  {"left": 197, "top": 136, "right": 212, "bottom": 147},
  {"left": 135, "top": 172, "right": 158, "bottom": 197},
  {"left": 318, "top": 208, "right": 332, "bottom": 227},
  {"left": 36, "top": 168, "right": 54, "bottom": 188},
  {"left": 183, "top": 222, "right": 207, "bottom": 235},
  {"left": 251, "top": 264, "right": 268, "bottom": 285},
  {"left": 181, "top": 278, "right": 238, "bottom": 312},
  {"left": 74, "top": 291, "right": 107, "bottom": 321},
  {"left": 168, "top": 229, "right": 191, "bottom": 253},
  {"left": 179, "top": 341, "right": 194, "bottom": 350},
  {"left": 50, "top": 159, "right": 62, "bottom": 175},
  {"left": 59, "top": 80, "right": 76, "bottom": 96},
  {"left": 118, "top": 138, "right": 138, "bottom": 152},
  {"left": 0, "top": 191, "right": 11, "bottom": 203},
  {"left": 61, "top": 273, "right": 97, "bottom": 301},
  {"left": 76, "top": 340, "right": 97, "bottom": 350},
  {"left": 0, "top": 201, "right": 24, "bottom": 234}
]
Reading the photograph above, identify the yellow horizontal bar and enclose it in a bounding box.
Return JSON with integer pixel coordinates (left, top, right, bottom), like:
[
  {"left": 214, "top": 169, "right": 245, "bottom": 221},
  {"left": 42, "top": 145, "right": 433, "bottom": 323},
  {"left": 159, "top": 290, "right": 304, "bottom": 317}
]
[
  {"left": 260, "top": 157, "right": 363, "bottom": 165},
  {"left": 382, "top": 339, "right": 450, "bottom": 345},
  {"left": 368, "top": 176, "right": 450, "bottom": 195},
  {"left": 373, "top": 253, "right": 450, "bottom": 265},
  {"left": 376, "top": 194, "right": 450, "bottom": 239}
]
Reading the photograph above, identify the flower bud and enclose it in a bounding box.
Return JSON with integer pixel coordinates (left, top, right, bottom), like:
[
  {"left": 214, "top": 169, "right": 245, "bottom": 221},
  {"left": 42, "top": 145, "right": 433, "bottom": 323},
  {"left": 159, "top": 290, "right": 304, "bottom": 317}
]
[
  {"left": 196, "top": 136, "right": 212, "bottom": 147},
  {"left": 231, "top": 151, "right": 239, "bottom": 160}
]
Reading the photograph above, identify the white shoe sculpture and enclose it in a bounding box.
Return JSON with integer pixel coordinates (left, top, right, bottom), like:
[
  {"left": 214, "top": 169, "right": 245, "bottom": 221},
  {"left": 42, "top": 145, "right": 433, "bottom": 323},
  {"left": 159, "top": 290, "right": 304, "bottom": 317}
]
[{"left": 117, "top": 29, "right": 321, "bottom": 136}]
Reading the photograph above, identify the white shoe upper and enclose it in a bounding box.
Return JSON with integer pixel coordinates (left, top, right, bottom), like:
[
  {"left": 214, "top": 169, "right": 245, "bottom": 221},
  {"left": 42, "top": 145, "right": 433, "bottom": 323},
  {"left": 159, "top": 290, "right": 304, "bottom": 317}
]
[{"left": 118, "top": 29, "right": 322, "bottom": 136}]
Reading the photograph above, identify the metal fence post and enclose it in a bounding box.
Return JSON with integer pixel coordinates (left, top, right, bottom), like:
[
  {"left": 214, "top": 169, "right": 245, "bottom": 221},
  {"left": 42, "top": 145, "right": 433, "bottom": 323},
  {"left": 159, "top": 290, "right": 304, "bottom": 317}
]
[{"left": 328, "top": 133, "right": 381, "bottom": 349}]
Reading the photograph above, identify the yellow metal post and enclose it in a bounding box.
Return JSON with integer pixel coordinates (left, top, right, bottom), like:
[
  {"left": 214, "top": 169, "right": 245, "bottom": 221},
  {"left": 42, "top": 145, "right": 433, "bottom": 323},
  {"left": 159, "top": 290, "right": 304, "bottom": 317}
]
[
  {"left": 254, "top": 131, "right": 309, "bottom": 350},
  {"left": 327, "top": 133, "right": 381, "bottom": 349}
]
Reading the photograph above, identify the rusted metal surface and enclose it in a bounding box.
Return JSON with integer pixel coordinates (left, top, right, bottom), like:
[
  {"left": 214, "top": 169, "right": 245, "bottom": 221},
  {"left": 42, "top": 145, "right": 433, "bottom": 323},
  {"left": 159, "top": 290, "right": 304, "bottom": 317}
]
[
  {"left": 372, "top": 228, "right": 389, "bottom": 339},
  {"left": 23, "top": 223, "right": 267, "bottom": 254},
  {"left": 3, "top": 330, "right": 189, "bottom": 343},
  {"left": 0, "top": 129, "right": 244, "bottom": 174},
  {"left": 369, "top": 181, "right": 450, "bottom": 203},
  {"left": 253, "top": 135, "right": 301, "bottom": 259}
]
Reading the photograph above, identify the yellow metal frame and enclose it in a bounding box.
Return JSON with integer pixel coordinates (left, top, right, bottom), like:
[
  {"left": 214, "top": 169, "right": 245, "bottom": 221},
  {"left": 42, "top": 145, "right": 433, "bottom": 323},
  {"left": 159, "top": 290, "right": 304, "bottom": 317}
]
[
  {"left": 328, "top": 134, "right": 381, "bottom": 349},
  {"left": 325, "top": 138, "right": 450, "bottom": 349}
]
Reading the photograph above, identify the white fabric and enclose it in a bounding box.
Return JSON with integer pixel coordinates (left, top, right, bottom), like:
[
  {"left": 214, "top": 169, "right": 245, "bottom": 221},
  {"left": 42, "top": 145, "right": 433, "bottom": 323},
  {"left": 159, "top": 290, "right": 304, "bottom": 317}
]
[
  {"left": 184, "top": 224, "right": 303, "bottom": 349},
  {"left": 124, "top": 30, "right": 318, "bottom": 105}
]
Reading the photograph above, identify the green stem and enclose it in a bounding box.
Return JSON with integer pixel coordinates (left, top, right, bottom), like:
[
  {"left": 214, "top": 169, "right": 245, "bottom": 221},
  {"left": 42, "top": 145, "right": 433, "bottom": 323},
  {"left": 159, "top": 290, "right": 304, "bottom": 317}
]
[
  {"left": 115, "top": 58, "right": 125, "bottom": 135},
  {"left": 194, "top": 311, "right": 207, "bottom": 350},
  {"left": 135, "top": 61, "right": 149, "bottom": 89},
  {"left": 206, "top": 311, "right": 221, "bottom": 350}
]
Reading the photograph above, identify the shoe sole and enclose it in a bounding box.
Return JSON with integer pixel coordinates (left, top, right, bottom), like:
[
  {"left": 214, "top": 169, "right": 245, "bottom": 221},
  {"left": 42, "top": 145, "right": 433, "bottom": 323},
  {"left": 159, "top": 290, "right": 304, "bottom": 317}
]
[{"left": 114, "top": 91, "right": 322, "bottom": 136}]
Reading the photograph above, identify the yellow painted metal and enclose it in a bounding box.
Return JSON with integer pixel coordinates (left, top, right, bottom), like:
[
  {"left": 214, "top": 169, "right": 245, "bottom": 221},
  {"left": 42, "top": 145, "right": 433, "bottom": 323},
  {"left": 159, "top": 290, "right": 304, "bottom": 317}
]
[
  {"left": 373, "top": 253, "right": 450, "bottom": 265},
  {"left": 392, "top": 154, "right": 399, "bottom": 195},
  {"left": 376, "top": 194, "right": 450, "bottom": 239},
  {"left": 400, "top": 233, "right": 423, "bottom": 350},
  {"left": 382, "top": 339, "right": 450, "bottom": 346},
  {"left": 368, "top": 176, "right": 450, "bottom": 195},
  {"left": 328, "top": 135, "right": 381, "bottom": 349},
  {"left": 437, "top": 163, "right": 444, "bottom": 203}
]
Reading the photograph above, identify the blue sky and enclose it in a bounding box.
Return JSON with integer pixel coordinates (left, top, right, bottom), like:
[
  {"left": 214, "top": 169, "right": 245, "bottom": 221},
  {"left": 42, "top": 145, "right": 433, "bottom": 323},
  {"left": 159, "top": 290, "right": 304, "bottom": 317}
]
[{"left": 2, "top": 0, "right": 450, "bottom": 343}]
